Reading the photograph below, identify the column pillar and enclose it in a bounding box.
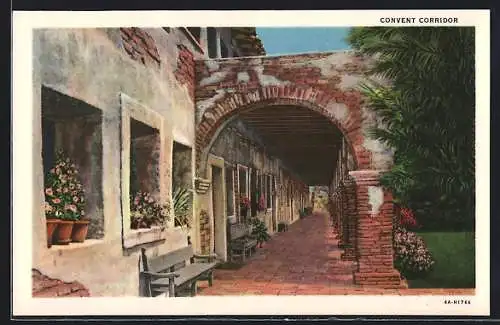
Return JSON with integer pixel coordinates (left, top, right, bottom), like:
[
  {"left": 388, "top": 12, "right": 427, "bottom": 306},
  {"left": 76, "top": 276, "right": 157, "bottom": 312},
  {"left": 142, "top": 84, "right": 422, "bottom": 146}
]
[
  {"left": 333, "top": 191, "right": 340, "bottom": 236},
  {"left": 349, "top": 170, "right": 406, "bottom": 288},
  {"left": 341, "top": 175, "right": 357, "bottom": 261},
  {"left": 336, "top": 184, "right": 345, "bottom": 247}
]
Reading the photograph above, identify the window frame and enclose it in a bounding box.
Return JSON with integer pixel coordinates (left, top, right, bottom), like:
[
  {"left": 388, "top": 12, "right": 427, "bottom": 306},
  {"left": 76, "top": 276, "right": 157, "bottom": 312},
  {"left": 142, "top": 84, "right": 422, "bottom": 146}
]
[
  {"left": 181, "top": 27, "right": 204, "bottom": 53},
  {"left": 225, "top": 164, "right": 236, "bottom": 219},
  {"left": 120, "top": 93, "right": 169, "bottom": 250}
]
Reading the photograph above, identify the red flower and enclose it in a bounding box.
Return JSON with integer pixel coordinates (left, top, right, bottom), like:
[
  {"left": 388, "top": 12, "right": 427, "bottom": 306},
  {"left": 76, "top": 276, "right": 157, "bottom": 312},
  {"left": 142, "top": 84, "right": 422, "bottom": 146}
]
[
  {"left": 400, "top": 207, "right": 418, "bottom": 227},
  {"left": 258, "top": 194, "right": 266, "bottom": 211},
  {"left": 240, "top": 195, "right": 250, "bottom": 209}
]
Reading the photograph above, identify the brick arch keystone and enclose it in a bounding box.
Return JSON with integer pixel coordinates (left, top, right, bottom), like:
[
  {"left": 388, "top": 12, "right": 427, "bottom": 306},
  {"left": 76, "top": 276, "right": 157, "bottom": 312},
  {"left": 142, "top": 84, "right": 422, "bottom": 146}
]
[{"left": 195, "top": 85, "right": 372, "bottom": 179}]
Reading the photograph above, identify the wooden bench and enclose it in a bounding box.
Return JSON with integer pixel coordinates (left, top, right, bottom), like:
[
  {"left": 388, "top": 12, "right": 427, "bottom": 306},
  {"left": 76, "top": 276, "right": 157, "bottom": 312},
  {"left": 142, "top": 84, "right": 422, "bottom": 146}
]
[
  {"left": 228, "top": 223, "right": 258, "bottom": 263},
  {"left": 139, "top": 245, "right": 218, "bottom": 297}
]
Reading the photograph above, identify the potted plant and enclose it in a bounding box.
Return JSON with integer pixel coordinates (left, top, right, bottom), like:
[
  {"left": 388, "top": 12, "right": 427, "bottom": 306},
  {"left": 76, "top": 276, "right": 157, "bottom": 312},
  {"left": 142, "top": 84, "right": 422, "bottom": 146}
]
[
  {"left": 43, "top": 201, "right": 59, "bottom": 248},
  {"left": 72, "top": 218, "right": 90, "bottom": 243},
  {"left": 130, "top": 191, "right": 170, "bottom": 230},
  {"left": 249, "top": 217, "right": 270, "bottom": 248},
  {"left": 44, "top": 150, "right": 87, "bottom": 245},
  {"left": 173, "top": 187, "right": 193, "bottom": 244}
]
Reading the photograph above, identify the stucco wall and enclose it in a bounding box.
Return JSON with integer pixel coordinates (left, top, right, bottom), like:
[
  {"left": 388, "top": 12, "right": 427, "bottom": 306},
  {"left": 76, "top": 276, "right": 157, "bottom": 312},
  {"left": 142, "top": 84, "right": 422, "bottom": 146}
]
[{"left": 32, "top": 28, "right": 202, "bottom": 296}]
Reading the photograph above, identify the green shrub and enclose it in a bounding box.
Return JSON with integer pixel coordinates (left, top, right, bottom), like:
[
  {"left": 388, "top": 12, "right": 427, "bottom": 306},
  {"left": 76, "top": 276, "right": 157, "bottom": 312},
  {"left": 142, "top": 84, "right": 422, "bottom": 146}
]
[
  {"left": 393, "top": 226, "right": 435, "bottom": 279},
  {"left": 173, "top": 187, "right": 192, "bottom": 229},
  {"left": 250, "top": 218, "right": 270, "bottom": 247}
]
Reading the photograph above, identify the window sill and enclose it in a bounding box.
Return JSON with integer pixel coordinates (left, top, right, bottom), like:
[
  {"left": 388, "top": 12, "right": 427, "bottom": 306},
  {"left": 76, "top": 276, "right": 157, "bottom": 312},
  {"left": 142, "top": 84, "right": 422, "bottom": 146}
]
[
  {"left": 123, "top": 226, "right": 166, "bottom": 249},
  {"left": 49, "top": 239, "right": 105, "bottom": 252}
]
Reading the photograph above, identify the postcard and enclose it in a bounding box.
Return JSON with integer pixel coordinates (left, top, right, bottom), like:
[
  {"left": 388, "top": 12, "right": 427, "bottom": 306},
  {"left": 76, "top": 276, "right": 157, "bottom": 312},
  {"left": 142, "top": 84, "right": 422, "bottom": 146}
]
[{"left": 12, "top": 9, "right": 490, "bottom": 316}]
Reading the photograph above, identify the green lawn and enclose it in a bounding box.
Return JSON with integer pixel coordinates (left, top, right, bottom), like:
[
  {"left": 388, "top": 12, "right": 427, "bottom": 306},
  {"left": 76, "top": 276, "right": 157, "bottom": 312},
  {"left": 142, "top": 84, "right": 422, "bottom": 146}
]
[{"left": 407, "top": 231, "right": 475, "bottom": 289}]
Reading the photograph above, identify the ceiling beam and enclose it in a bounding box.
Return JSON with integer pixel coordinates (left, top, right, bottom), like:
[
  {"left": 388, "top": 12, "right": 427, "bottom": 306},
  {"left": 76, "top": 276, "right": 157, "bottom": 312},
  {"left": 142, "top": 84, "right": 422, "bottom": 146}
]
[
  {"left": 255, "top": 129, "right": 340, "bottom": 134},
  {"left": 243, "top": 121, "right": 335, "bottom": 127},
  {"left": 241, "top": 114, "right": 329, "bottom": 120},
  {"left": 271, "top": 144, "right": 339, "bottom": 148}
]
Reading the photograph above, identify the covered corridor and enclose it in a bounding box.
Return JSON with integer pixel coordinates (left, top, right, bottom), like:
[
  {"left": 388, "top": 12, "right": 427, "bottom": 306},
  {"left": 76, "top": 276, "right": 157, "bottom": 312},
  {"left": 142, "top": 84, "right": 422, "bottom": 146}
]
[{"left": 198, "top": 212, "right": 475, "bottom": 296}]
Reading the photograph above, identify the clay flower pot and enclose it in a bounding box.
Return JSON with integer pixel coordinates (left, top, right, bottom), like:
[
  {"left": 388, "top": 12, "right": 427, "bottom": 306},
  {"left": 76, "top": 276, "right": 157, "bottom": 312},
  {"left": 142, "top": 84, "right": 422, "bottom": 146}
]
[
  {"left": 54, "top": 220, "right": 74, "bottom": 245},
  {"left": 71, "top": 219, "right": 90, "bottom": 243},
  {"left": 46, "top": 219, "right": 60, "bottom": 248}
]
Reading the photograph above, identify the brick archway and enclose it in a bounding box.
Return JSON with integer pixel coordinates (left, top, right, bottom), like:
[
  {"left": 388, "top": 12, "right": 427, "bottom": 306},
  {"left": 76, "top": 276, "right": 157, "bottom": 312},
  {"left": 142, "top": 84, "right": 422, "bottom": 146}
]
[
  {"left": 195, "top": 85, "right": 370, "bottom": 179},
  {"left": 194, "top": 83, "right": 404, "bottom": 289}
]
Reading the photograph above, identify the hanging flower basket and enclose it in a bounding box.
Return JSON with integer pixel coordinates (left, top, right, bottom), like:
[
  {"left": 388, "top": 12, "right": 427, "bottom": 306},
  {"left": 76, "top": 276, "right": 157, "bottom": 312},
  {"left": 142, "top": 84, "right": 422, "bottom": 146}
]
[
  {"left": 240, "top": 195, "right": 250, "bottom": 217},
  {"left": 194, "top": 177, "right": 211, "bottom": 194},
  {"left": 254, "top": 193, "right": 265, "bottom": 212}
]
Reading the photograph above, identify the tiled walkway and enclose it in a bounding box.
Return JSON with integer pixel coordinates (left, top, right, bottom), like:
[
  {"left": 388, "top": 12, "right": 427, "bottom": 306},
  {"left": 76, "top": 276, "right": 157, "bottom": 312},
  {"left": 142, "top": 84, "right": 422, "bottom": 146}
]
[{"left": 198, "top": 213, "right": 475, "bottom": 296}]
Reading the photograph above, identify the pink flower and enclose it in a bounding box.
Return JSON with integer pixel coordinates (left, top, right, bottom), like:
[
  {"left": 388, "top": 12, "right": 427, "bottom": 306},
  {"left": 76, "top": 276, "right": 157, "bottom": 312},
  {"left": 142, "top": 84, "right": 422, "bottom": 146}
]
[
  {"left": 52, "top": 198, "right": 61, "bottom": 204},
  {"left": 69, "top": 205, "right": 78, "bottom": 212},
  {"left": 63, "top": 188, "right": 69, "bottom": 193},
  {"left": 45, "top": 188, "right": 53, "bottom": 196},
  {"left": 55, "top": 168, "right": 61, "bottom": 175}
]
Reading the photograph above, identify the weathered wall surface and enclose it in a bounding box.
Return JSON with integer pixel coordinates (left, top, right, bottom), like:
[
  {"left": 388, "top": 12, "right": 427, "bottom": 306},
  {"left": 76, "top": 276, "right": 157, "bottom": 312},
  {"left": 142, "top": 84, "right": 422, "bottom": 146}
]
[
  {"left": 194, "top": 51, "right": 393, "bottom": 175},
  {"left": 208, "top": 120, "right": 310, "bottom": 239},
  {"left": 210, "top": 121, "right": 277, "bottom": 174},
  {"left": 33, "top": 28, "right": 202, "bottom": 296}
]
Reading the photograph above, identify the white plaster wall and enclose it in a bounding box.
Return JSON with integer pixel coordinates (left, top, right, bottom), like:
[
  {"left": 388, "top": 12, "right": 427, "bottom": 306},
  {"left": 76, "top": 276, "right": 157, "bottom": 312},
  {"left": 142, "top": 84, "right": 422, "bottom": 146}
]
[{"left": 32, "top": 28, "right": 197, "bottom": 296}]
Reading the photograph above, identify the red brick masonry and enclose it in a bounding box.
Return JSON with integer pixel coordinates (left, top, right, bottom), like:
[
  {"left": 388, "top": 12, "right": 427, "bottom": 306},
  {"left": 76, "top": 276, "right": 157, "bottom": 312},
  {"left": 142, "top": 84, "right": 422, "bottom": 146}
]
[
  {"left": 174, "top": 44, "right": 196, "bottom": 101},
  {"left": 32, "top": 269, "right": 90, "bottom": 297},
  {"left": 120, "top": 28, "right": 161, "bottom": 68}
]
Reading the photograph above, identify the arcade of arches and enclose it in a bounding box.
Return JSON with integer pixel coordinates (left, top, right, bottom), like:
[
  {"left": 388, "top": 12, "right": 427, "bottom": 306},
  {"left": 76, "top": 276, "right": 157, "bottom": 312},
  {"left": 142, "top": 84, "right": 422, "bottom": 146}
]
[{"left": 193, "top": 51, "right": 405, "bottom": 288}]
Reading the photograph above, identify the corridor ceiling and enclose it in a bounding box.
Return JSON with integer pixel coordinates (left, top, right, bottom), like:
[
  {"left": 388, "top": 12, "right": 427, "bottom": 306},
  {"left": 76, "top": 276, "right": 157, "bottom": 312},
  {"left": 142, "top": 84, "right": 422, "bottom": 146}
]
[{"left": 238, "top": 105, "right": 343, "bottom": 185}]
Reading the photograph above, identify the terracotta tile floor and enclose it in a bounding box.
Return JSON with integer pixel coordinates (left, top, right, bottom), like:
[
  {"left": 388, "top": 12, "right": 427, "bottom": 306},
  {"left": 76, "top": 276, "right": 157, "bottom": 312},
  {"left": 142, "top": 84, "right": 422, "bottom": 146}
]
[{"left": 197, "top": 213, "right": 475, "bottom": 296}]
